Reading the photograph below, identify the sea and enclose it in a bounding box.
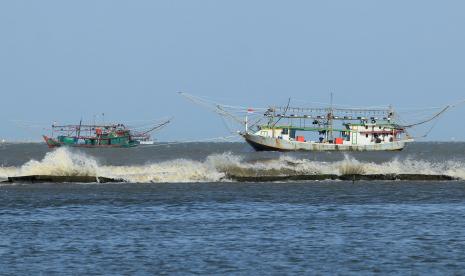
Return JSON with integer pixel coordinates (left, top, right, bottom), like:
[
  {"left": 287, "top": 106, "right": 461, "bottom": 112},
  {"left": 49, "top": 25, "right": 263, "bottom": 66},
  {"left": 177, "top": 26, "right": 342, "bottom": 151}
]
[{"left": 1, "top": 142, "right": 465, "bottom": 274}]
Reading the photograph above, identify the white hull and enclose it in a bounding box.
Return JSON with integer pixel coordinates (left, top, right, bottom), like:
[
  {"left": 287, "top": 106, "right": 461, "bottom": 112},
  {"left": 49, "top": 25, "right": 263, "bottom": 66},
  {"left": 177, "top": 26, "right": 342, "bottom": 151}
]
[
  {"left": 242, "top": 133, "right": 409, "bottom": 152},
  {"left": 139, "top": 141, "right": 155, "bottom": 145}
]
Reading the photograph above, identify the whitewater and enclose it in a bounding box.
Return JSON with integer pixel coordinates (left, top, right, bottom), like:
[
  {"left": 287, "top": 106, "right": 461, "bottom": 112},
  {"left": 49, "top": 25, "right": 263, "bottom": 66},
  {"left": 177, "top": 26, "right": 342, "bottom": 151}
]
[{"left": 1, "top": 146, "right": 465, "bottom": 182}]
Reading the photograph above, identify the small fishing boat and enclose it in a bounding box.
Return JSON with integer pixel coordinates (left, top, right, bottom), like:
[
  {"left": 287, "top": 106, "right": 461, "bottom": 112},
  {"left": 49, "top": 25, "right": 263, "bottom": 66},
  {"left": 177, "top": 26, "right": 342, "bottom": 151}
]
[{"left": 43, "top": 120, "right": 170, "bottom": 148}]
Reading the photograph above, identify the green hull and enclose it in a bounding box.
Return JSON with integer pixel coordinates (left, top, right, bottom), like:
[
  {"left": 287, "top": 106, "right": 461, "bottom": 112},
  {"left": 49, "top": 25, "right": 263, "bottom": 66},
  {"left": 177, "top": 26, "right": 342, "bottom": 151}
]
[{"left": 43, "top": 135, "right": 139, "bottom": 148}]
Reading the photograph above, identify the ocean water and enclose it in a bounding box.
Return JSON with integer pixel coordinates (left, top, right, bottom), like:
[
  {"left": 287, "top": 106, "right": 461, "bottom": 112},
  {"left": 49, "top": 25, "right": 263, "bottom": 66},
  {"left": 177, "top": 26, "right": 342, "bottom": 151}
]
[{"left": 1, "top": 142, "right": 465, "bottom": 274}]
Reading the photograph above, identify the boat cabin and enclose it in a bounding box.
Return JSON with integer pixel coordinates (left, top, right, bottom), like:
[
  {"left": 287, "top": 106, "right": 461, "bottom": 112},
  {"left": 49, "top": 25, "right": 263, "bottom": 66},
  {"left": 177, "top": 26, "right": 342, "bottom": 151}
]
[{"left": 255, "top": 120, "right": 404, "bottom": 146}]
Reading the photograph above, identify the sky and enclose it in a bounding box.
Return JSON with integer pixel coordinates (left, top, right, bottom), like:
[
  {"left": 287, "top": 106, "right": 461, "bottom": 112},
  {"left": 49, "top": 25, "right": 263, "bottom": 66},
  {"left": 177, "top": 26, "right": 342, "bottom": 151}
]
[{"left": 0, "top": 0, "right": 464, "bottom": 141}]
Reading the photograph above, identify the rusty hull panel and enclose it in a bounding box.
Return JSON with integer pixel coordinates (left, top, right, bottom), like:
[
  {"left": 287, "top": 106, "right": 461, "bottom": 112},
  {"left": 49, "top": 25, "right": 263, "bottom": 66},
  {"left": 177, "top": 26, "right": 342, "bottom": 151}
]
[{"left": 243, "top": 133, "right": 406, "bottom": 152}]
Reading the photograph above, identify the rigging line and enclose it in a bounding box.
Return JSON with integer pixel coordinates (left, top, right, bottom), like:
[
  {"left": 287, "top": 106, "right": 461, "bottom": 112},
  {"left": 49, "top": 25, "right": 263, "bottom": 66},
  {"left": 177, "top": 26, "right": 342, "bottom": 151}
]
[
  {"left": 215, "top": 105, "right": 246, "bottom": 125},
  {"left": 122, "top": 117, "right": 172, "bottom": 123},
  {"left": 179, "top": 92, "right": 267, "bottom": 111},
  {"left": 401, "top": 105, "right": 450, "bottom": 128},
  {"left": 449, "top": 98, "right": 465, "bottom": 108},
  {"left": 396, "top": 113, "right": 440, "bottom": 124},
  {"left": 219, "top": 104, "right": 268, "bottom": 111},
  {"left": 290, "top": 99, "right": 391, "bottom": 109},
  {"left": 405, "top": 98, "right": 465, "bottom": 134},
  {"left": 133, "top": 119, "right": 171, "bottom": 134},
  {"left": 396, "top": 107, "right": 444, "bottom": 112},
  {"left": 219, "top": 115, "right": 238, "bottom": 135},
  {"left": 398, "top": 98, "right": 465, "bottom": 112},
  {"left": 399, "top": 99, "right": 465, "bottom": 111},
  {"left": 140, "top": 135, "right": 240, "bottom": 147},
  {"left": 271, "top": 98, "right": 291, "bottom": 128},
  {"left": 136, "top": 120, "right": 171, "bottom": 136},
  {"left": 180, "top": 92, "right": 253, "bottom": 108},
  {"left": 398, "top": 111, "right": 444, "bottom": 118},
  {"left": 420, "top": 118, "right": 440, "bottom": 138},
  {"left": 388, "top": 99, "right": 465, "bottom": 127},
  {"left": 129, "top": 120, "right": 172, "bottom": 129},
  {"left": 131, "top": 121, "right": 171, "bottom": 129},
  {"left": 406, "top": 117, "right": 440, "bottom": 139},
  {"left": 248, "top": 118, "right": 263, "bottom": 130}
]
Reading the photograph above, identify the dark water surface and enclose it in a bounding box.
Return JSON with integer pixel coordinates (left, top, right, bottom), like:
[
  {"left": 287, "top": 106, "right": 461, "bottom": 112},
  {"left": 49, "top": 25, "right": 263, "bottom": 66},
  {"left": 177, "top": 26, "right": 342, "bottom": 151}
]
[
  {"left": 2, "top": 141, "right": 465, "bottom": 166},
  {"left": 1, "top": 142, "right": 465, "bottom": 274},
  {"left": 2, "top": 182, "right": 465, "bottom": 274}
]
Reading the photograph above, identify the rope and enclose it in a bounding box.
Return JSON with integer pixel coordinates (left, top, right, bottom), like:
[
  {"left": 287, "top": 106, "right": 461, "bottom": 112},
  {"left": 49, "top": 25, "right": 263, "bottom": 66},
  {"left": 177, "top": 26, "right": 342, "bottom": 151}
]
[
  {"left": 179, "top": 92, "right": 267, "bottom": 112},
  {"left": 398, "top": 99, "right": 465, "bottom": 138},
  {"left": 217, "top": 115, "right": 236, "bottom": 135},
  {"left": 271, "top": 98, "right": 291, "bottom": 128},
  {"left": 139, "top": 135, "right": 240, "bottom": 148},
  {"left": 401, "top": 106, "right": 450, "bottom": 128}
]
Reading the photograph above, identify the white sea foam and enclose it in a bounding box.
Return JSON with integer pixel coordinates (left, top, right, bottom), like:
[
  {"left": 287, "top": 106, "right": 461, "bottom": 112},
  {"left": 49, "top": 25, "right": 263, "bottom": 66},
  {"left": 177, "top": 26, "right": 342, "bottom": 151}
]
[{"left": 0, "top": 148, "right": 464, "bottom": 182}]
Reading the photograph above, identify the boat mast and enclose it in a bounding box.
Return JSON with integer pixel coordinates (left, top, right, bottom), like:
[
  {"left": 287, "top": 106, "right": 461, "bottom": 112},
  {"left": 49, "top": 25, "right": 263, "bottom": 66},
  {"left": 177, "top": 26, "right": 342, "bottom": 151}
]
[
  {"left": 270, "top": 98, "right": 291, "bottom": 138},
  {"left": 51, "top": 121, "right": 56, "bottom": 138},
  {"left": 77, "top": 119, "right": 82, "bottom": 138},
  {"left": 388, "top": 105, "right": 394, "bottom": 122},
  {"left": 328, "top": 92, "right": 334, "bottom": 142},
  {"left": 271, "top": 107, "right": 275, "bottom": 138}
]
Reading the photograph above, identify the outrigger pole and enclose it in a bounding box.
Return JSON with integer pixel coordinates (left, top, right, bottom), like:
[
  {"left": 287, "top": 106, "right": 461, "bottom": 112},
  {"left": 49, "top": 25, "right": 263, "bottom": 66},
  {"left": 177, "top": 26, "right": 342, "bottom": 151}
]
[
  {"left": 400, "top": 99, "right": 465, "bottom": 128},
  {"left": 133, "top": 119, "right": 171, "bottom": 136},
  {"left": 179, "top": 92, "right": 261, "bottom": 126}
]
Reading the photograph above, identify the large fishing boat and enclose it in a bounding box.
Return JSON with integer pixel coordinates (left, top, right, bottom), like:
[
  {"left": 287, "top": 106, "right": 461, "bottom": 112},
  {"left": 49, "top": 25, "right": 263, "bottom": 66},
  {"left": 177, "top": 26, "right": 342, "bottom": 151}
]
[
  {"left": 43, "top": 120, "right": 170, "bottom": 148},
  {"left": 241, "top": 105, "right": 411, "bottom": 151},
  {"left": 181, "top": 92, "right": 457, "bottom": 152}
]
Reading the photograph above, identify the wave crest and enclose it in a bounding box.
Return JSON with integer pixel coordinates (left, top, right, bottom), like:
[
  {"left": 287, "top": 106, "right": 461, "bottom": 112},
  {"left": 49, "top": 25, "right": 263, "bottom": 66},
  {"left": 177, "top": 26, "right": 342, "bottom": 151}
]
[{"left": 1, "top": 148, "right": 465, "bottom": 182}]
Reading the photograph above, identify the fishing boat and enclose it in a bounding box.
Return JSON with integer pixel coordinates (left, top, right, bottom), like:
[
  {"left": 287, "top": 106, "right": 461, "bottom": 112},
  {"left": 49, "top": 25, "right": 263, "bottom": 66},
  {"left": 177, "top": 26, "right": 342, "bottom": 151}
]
[
  {"left": 131, "top": 132, "right": 155, "bottom": 145},
  {"left": 43, "top": 120, "right": 170, "bottom": 148},
  {"left": 241, "top": 106, "right": 411, "bottom": 151},
  {"left": 180, "top": 92, "right": 458, "bottom": 152}
]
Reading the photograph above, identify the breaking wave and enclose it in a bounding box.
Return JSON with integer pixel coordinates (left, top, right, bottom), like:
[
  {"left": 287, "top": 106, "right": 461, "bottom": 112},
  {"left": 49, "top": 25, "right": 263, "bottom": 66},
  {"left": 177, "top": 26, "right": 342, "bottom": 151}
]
[{"left": 1, "top": 148, "right": 465, "bottom": 182}]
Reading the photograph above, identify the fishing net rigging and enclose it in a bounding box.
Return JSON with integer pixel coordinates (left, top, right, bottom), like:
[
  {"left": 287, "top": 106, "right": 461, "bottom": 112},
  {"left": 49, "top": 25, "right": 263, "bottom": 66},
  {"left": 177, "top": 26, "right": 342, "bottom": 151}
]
[{"left": 179, "top": 92, "right": 465, "bottom": 140}]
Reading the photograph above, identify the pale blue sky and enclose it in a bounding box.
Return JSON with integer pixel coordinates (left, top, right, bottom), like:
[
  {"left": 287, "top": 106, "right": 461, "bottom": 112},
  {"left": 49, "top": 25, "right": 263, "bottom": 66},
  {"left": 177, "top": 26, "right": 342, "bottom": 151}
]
[{"left": 1, "top": 1, "right": 464, "bottom": 141}]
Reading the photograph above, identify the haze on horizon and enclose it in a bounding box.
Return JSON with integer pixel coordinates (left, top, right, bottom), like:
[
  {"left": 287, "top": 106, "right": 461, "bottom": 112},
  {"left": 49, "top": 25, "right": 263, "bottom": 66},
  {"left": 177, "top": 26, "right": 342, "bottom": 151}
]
[{"left": 1, "top": 1, "right": 464, "bottom": 142}]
